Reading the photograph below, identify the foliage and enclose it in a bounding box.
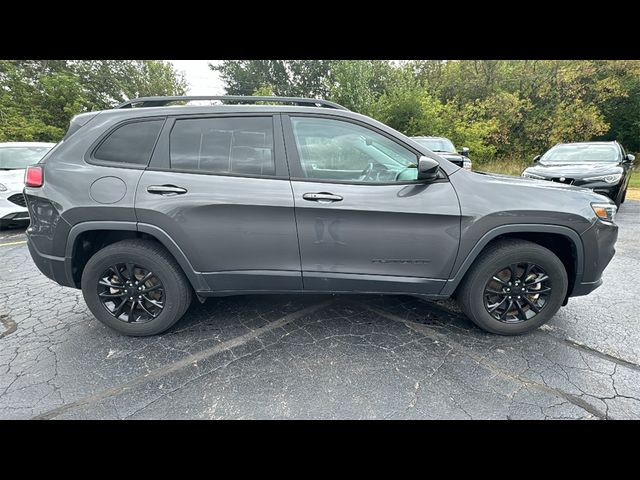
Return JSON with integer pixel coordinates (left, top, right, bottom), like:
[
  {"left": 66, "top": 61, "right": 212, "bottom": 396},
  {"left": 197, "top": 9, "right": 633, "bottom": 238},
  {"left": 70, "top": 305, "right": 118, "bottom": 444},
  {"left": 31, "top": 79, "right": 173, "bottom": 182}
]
[
  {"left": 216, "top": 60, "right": 640, "bottom": 167},
  {"left": 0, "top": 60, "right": 187, "bottom": 142},
  {"left": 212, "top": 61, "right": 331, "bottom": 98}
]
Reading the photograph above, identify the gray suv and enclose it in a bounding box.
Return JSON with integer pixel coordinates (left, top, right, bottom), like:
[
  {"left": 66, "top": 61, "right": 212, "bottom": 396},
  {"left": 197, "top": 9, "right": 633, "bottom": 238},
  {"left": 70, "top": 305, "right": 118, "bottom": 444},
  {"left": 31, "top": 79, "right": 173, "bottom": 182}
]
[{"left": 24, "top": 96, "right": 618, "bottom": 337}]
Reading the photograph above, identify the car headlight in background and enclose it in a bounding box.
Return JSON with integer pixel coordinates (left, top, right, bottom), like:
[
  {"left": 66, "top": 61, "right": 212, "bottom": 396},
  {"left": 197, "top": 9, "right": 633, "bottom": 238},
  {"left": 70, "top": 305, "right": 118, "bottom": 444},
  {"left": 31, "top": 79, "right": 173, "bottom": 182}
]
[
  {"left": 0, "top": 183, "right": 6, "bottom": 192},
  {"left": 463, "top": 159, "right": 472, "bottom": 170},
  {"left": 583, "top": 173, "right": 622, "bottom": 184},
  {"left": 591, "top": 203, "right": 617, "bottom": 222},
  {"left": 522, "top": 171, "right": 545, "bottom": 180}
]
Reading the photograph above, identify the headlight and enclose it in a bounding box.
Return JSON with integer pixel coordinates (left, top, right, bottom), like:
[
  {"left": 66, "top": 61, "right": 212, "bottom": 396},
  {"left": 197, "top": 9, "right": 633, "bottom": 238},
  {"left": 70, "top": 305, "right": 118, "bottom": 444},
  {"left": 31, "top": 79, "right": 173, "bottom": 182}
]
[
  {"left": 522, "top": 171, "right": 545, "bottom": 180},
  {"left": 591, "top": 203, "right": 617, "bottom": 223},
  {"left": 0, "top": 183, "right": 6, "bottom": 192},
  {"left": 583, "top": 173, "right": 622, "bottom": 184},
  {"left": 463, "top": 159, "right": 472, "bottom": 171}
]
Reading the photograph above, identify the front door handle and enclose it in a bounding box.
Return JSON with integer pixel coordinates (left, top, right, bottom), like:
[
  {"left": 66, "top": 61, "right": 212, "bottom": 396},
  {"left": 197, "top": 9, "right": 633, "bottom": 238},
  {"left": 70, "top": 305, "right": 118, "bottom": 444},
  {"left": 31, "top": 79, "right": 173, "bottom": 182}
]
[
  {"left": 302, "top": 192, "right": 343, "bottom": 202},
  {"left": 147, "top": 185, "right": 188, "bottom": 195}
]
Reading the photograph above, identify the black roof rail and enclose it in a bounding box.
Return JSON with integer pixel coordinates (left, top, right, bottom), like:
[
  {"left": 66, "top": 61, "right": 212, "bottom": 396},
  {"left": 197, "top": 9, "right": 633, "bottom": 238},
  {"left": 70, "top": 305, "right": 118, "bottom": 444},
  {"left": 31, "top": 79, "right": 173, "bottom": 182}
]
[{"left": 116, "top": 95, "right": 349, "bottom": 111}]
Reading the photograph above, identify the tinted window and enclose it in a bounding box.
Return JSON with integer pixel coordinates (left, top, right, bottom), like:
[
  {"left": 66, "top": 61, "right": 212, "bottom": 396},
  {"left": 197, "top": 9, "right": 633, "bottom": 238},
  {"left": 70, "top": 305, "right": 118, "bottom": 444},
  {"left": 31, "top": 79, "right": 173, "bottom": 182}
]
[
  {"left": 94, "top": 120, "right": 164, "bottom": 165},
  {"left": 170, "top": 117, "right": 275, "bottom": 176},
  {"left": 291, "top": 117, "right": 418, "bottom": 182}
]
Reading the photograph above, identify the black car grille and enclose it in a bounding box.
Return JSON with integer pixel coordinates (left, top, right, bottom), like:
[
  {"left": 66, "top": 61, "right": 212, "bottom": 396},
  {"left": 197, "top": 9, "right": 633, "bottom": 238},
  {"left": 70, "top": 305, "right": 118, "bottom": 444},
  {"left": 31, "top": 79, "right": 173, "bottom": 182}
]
[
  {"left": 551, "top": 177, "right": 575, "bottom": 185},
  {"left": 7, "top": 193, "right": 27, "bottom": 207}
]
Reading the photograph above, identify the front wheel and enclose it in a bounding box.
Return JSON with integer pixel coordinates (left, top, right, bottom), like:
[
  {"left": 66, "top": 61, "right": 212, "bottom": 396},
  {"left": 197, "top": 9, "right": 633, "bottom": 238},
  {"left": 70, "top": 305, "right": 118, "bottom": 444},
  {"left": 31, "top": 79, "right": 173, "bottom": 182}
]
[
  {"left": 456, "top": 239, "right": 568, "bottom": 335},
  {"left": 81, "top": 239, "right": 192, "bottom": 336}
]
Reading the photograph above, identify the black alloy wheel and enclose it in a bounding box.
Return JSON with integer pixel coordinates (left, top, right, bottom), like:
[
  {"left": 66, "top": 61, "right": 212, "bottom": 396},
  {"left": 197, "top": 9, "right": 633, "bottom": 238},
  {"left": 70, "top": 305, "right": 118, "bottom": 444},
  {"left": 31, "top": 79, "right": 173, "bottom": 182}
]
[
  {"left": 483, "top": 262, "right": 552, "bottom": 323},
  {"left": 97, "top": 263, "right": 165, "bottom": 324}
]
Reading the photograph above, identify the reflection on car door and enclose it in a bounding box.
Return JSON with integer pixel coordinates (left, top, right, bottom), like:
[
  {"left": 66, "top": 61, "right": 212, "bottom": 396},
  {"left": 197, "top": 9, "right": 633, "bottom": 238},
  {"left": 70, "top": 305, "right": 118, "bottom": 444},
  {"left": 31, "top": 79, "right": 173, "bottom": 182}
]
[{"left": 283, "top": 114, "right": 461, "bottom": 295}]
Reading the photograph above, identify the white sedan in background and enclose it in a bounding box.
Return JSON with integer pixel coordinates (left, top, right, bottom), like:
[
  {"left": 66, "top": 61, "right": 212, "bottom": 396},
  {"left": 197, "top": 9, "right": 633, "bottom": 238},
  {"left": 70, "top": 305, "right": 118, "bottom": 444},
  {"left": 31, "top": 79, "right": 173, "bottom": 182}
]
[{"left": 0, "top": 142, "right": 55, "bottom": 228}]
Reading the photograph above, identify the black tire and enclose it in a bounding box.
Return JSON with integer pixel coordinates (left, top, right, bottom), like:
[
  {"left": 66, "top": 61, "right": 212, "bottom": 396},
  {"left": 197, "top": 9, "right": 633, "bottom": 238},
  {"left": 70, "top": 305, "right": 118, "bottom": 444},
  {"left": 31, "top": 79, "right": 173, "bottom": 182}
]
[
  {"left": 456, "top": 239, "right": 568, "bottom": 335},
  {"left": 620, "top": 188, "right": 627, "bottom": 205},
  {"left": 81, "top": 239, "right": 192, "bottom": 336}
]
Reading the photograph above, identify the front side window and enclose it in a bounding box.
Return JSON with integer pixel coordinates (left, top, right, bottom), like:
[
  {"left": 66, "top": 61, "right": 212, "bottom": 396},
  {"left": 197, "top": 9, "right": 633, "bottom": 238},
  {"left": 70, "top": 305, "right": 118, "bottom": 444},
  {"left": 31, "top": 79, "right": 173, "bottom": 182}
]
[
  {"left": 290, "top": 117, "right": 419, "bottom": 182},
  {"left": 94, "top": 120, "right": 164, "bottom": 165},
  {"left": 169, "top": 116, "right": 275, "bottom": 176}
]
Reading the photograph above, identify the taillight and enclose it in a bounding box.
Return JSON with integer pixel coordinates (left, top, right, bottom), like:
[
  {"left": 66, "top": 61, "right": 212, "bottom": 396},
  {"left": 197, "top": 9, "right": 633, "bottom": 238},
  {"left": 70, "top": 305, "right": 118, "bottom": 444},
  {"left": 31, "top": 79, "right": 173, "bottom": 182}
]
[{"left": 25, "top": 166, "right": 43, "bottom": 187}]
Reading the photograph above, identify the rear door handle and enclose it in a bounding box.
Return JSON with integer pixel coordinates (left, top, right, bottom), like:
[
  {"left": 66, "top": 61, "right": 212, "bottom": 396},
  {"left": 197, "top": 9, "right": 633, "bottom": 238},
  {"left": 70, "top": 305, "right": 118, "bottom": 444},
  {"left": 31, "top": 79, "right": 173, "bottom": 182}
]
[
  {"left": 147, "top": 185, "right": 188, "bottom": 195},
  {"left": 302, "top": 192, "right": 343, "bottom": 202}
]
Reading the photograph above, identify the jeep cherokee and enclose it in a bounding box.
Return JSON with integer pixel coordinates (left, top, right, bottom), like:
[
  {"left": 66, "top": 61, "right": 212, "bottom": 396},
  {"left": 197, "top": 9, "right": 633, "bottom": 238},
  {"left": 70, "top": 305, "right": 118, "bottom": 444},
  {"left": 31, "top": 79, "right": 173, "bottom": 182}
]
[{"left": 24, "top": 95, "right": 619, "bottom": 336}]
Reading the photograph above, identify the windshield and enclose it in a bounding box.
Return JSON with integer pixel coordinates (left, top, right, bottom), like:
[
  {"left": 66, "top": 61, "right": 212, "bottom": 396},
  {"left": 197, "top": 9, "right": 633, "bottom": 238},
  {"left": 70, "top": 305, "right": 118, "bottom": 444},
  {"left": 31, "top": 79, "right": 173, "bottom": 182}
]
[
  {"left": 414, "top": 138, "right": 456, "bottom": 153},
  {"left": 0, "top": 146, "right": 52, "bottom": 169},
  {"left": 541, "top": 144, "right": 619, "bottom": 163}
]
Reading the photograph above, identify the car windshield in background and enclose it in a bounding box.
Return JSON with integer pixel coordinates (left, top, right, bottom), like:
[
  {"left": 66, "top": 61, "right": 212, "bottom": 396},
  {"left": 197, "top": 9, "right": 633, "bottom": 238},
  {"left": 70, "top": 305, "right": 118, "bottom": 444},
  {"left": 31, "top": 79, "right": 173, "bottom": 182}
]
[
  {"left": 0, "top": 146, "right": 52, "bottom": 169},
  {"left": 414, "top": 138, "right": 456, "bottom": 153},
  {"left": 542, "top": 144, "right": 619, "bottom": 163}
]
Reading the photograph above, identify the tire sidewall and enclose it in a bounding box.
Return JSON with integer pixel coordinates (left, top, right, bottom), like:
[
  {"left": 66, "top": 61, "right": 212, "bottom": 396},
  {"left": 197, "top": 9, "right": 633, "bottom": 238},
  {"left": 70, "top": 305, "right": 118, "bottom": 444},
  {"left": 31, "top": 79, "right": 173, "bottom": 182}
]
[{"left": 81, "top": 245, "right": 186, "bottom": 336}]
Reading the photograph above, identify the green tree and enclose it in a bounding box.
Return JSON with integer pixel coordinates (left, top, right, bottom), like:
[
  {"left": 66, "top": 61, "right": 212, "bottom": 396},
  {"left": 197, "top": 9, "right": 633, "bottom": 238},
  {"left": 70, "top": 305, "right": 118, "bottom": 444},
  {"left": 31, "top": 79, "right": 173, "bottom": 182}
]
[
  {"left": 212, "top": 60, "right": 331, "bottom": 98},
  {"left": 0, "top": 60, "right": 187, "bottom": 142}
]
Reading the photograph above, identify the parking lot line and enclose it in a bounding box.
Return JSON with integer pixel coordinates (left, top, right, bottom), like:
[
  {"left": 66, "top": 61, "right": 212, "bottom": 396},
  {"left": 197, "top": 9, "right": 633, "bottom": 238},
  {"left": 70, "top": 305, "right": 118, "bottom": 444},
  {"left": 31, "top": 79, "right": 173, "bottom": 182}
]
[
  {"left": 0, "top": 240, "right": 27, "bottom": 247},
  {"left": 32, "top": 299, "right": 336, "bottom": 420}
]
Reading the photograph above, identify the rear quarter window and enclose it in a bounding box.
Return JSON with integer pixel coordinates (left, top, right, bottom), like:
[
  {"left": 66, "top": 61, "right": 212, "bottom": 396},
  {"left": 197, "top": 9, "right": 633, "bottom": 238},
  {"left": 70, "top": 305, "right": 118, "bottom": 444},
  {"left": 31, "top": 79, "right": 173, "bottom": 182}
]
[{"left": 93, "top": 119, "right": 164, "bottom": 166}]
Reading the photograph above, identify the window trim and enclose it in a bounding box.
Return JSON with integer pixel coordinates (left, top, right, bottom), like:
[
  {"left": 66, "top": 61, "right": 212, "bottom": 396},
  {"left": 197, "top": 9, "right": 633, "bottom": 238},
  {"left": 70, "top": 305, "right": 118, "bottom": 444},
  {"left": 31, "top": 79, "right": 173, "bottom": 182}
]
[
  {"left": 86, "top": 116, "right": 167, "bottom": 169},
  {"left": 281, "top": 113, "right": 447, "bottom": 185},
  {"left": 147, "top": 113, "right": 288, "bottom": 179}
]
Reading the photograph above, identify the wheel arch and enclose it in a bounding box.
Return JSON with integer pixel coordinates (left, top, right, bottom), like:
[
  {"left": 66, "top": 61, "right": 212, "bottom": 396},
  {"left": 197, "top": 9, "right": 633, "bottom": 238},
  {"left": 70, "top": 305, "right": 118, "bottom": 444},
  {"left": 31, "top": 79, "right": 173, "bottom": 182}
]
[
  {"left": 441, "top": 224, "right": 584, "bottom": 298},
  {"left": 64, "top": 221, "right": 205, "bottom": 291}
]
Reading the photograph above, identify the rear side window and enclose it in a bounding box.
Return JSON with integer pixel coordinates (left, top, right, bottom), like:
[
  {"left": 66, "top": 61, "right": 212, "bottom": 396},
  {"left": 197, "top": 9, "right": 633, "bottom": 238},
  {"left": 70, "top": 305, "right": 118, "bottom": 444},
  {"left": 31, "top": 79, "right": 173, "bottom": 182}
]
[
  {"left": 93, "top": 119, "right": 164, "bottom": 166},
  {"left": 169, "top": 116, "right": 275, "bottom": 176}
]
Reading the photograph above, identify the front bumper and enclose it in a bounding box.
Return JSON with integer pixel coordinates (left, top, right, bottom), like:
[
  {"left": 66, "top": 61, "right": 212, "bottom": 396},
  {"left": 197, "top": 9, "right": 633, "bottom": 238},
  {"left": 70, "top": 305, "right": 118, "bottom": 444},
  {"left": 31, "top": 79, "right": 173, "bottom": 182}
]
[
  {"left": 570, "top": 218, "right": 618, "bottom": 297},
  {"left": 0, "top": 197, "right": 29, "bottom": 223}
]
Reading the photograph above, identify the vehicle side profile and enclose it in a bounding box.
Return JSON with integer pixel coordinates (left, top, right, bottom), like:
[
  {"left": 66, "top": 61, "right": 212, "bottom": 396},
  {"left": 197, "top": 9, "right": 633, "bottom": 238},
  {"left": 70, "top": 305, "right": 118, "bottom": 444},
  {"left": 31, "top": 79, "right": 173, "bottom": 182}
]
[
  {"left": 24, "top": 96, "right": 619, "bottom": 336},
  {"left": 411, "top": 136, "right": 472, "bottom": 170},
  {"left": 522, "top": 141, "right": 635, "bottom": 207},
  {"left": 0, "top": 142, "right": 55, "bottom": 228}
]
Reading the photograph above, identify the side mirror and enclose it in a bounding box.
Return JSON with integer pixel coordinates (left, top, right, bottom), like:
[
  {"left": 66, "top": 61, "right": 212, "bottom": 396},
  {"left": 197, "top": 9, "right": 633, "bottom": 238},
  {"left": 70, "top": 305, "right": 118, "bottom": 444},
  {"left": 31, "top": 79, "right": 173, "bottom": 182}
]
[
  {"left": 533, "top": 155, "right": 542, "bottom": 163},
  {"left": 625, "top": 154, "right": 635, "bottom": 163},
  {"left": 417, "top": 156, "right": 440, "bottom": 181},
  {"left": 458, "top": 147, "right": 470, "bottom": 157}
]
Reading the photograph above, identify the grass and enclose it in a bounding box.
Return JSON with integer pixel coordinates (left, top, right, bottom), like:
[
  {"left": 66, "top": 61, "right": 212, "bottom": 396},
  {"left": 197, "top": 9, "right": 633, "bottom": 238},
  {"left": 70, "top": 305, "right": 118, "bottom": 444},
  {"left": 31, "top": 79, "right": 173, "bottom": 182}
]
[
  {"left": 475, "top": 158, "right": 640, "bottom": 202},
  {"left": 627, "top": 170, "right": 640, "bottom": 200}
]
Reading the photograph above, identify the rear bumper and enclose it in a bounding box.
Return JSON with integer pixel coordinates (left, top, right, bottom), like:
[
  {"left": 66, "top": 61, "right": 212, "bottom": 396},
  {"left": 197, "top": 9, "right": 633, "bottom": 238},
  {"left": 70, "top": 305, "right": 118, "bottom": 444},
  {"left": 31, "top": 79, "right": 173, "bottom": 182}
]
[{"left": 27, "top": 238, "right": 75, "bottom": 288}]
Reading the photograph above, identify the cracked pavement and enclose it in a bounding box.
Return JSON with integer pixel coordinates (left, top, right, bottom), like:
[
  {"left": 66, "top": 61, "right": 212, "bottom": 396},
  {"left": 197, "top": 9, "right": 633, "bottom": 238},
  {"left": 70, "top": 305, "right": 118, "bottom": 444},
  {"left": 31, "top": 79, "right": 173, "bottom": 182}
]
[{"left": 1, "top": 201, "right": 639, "bottom": 419}]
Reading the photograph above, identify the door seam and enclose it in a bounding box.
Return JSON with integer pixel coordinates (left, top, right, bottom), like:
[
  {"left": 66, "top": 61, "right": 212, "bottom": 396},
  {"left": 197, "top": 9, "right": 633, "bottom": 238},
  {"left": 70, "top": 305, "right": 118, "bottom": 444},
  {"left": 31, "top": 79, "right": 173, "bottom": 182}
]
[{"left": 279, "top": 114, "right": 305, "bottom": 289}]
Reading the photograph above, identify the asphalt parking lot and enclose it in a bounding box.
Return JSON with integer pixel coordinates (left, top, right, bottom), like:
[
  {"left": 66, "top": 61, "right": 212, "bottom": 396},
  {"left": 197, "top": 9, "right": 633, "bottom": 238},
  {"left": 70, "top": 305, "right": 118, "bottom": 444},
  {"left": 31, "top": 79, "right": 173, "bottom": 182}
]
[{"left": 1, "top": 201, "right": 639, "bottom": 420}]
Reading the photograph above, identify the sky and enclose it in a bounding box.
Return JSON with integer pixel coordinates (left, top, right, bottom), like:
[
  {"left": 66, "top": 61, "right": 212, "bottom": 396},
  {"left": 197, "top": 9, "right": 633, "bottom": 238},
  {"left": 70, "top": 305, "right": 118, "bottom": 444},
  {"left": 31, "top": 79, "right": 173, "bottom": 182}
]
[{"left": 169, "top": 60, "right": 225, "bottom": 95}]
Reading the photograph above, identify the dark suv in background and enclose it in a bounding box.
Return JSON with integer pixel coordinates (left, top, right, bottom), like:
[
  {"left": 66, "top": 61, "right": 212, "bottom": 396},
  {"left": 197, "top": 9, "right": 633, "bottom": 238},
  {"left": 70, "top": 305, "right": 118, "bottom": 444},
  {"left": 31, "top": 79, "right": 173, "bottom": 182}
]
[
  {"left": 411, "top": 136, "right": 472, "bottom": 170},
  {"left": 24, "top": 96, "right": 618, "bottom": 337},
  {"left": 522, "top": 141, "right": 635, "bottom": 207}
]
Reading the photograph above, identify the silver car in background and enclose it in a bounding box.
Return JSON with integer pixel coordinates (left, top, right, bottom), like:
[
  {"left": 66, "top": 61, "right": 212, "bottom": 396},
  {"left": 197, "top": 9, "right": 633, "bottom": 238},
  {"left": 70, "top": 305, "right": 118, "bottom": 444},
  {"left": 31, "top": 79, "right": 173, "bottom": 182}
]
[{"left": 0, "top": 142, "right": 55, "bottom": 228}]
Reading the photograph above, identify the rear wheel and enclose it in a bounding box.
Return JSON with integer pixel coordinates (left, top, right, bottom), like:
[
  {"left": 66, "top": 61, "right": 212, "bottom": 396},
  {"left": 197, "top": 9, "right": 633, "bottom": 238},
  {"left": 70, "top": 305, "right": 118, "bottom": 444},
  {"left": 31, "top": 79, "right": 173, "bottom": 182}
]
[
  {"left": 81, "top": 239, "right": 192, "bottom": 336},
  {"left": 456, "top": 239, "right": 568, "bottom": 335}
]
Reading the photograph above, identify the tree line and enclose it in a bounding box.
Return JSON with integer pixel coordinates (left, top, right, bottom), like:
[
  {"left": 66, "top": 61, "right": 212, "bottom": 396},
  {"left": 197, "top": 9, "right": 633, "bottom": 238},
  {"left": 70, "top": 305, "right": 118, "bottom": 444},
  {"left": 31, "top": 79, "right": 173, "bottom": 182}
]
[
  {"left": 0, "top": 60, "right": 187, "bottom": 142},
  {"left": 214, "top": 60, "right": 640, "bottom": 166},
  {"left": 2, "top": 60, "right": 637, "bottom": 170}
]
